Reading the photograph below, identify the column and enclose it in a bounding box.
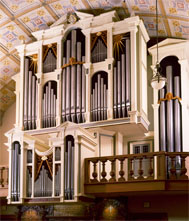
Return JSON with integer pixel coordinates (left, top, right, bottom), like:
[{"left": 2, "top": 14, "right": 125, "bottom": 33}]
[
  {"left": 36, "top": 43, "right": 43, "bottom": 129},
  {"left": 74, "top": 136, "right": 79, "bottom": 201},
  {"left": 19, "top": 52, "right": 25, "bottom": 130},
  {"left": 129, "top": 28, "right": 138, "bottom": 117},
  {"left": 107, "top": 25, "right": 114, "bottom": 120},
  {"left": 82, "top": 29, "right": 91, "bottom": 122},
  {"left": 179, "top": 59, "right": 189, "bottom": 151},
  {"left": 20, "top": 138, "right": 25, "bottom": 203}
]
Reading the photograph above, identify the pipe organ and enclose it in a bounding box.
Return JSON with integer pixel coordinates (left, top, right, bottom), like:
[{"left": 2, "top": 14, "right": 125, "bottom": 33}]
[
  {"left": 24, "top": 57, "right": 38, "bottom": 130},
  {"left": 61, "top": 29, "right": 86, "bottom": 123},
  {"left": 9, "top": 12, "right": 151, "bottom": 204},
  {"left": 113, "top": 35, "right": 131, "bottom": 119},
  {"left": 159, "top": 59, "right": 182, "bottom": 152},
  {"left": 91, "top": 72, "right": 108, "bottom": 121},
  {"left": 42, "top": 81, "right": 57, "bottom": 128}
]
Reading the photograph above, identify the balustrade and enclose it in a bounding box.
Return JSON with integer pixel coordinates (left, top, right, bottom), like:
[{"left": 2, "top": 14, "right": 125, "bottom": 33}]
[{"left": 85, "top": 152, "right": 189, "bottom": 184}]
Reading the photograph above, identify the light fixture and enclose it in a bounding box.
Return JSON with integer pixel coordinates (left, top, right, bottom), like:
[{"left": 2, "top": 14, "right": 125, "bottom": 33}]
[{"left": 151, "top": 0, "right": 167, "bottom": 90}]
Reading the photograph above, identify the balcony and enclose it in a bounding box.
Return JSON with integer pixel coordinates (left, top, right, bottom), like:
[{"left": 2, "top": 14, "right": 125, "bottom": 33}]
[
  {"left": 0, "top": 165, "right": 8, "bottom": 197},
  {"left": 84, "top": 152, "right": 189, "bottom": 197}
]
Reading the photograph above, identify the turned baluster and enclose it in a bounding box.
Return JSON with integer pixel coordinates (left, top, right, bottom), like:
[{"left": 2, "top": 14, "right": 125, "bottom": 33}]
[
  {"left": 91, "top": 159, "right": 99, "bottom": 183},
  {"left": 129, "top": 158, "right": 134, "bottom": 180},
  {"left": 109, "top": 158, "right": 116, "bottom": 182},
  {"left": 118, "top": 157, "right": 125, "bottom": 182},
  {"left": 147, "top": 156, "right": 154, "bottom": 180},
  {"left": 0, "top": 167, "right": 4, "bottom": 187},
  {"left": 137, "top": 157, "right": 144, "bottom": 180},
  {"left": 180, "top": 155, "right": 188, "bottom": 180},
  {"left": 169, "top": 155, "right": 177, "bottom": 180},
  {"left": 6, "top": 167, "right": 8, "bottom": 187},
  {"left": 100, "top": 159, "right": 107, "bottom": 182}
]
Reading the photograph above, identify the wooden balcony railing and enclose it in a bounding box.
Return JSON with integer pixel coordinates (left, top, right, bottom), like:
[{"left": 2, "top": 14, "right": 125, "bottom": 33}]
[
  {"left": 84, "top": 152, "right": 189, "bottom": 196},
  {"left": 0, "top": 165, "right": 8, "bottom": 197}
]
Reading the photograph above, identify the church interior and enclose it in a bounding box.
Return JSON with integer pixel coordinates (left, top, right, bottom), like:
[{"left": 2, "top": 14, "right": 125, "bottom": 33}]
[{"left": 0, "top": 0, "right": 189, "bottom": 220}]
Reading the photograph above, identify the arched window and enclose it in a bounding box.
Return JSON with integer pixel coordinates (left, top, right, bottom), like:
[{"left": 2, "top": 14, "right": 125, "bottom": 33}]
[
  {"left": 42, "top": 81, "right": 57, "bottom": 128},
  {"left": 64, "top": 135, "right": 74, "bottom": 200},
  {"left": 91, "top": 71, "right": 108, "bottom": 121},
  {"left": 11, "top": 141, "right": 21, "bottom": 201},
  {"left": 61, "top": 29, "right": 86, "bottom": 124},
  {"left": 159, "top": 56, "right": 182, "bottom": 152}
]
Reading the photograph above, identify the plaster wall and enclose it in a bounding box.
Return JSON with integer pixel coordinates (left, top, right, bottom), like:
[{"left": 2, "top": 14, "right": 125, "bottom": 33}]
[{"left": 0, "top": 102, "right": 16, "bottom": 165}]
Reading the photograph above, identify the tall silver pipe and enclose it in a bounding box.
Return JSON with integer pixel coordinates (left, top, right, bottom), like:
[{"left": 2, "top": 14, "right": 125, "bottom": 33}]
[
  {"left": 67, "top": 141, "right": 71, "bottom": 199},
  {"left": 81, "top": 56, "right": 85, "bottom": 122},
  {"left": 48, "top": 81, "right": 52, "bottom": 127},
  {"left": 166, "top": 65, "right": 174, "bottom": 152},
  {"left": 28, "top": 71, "right": 32, "bottom": 130},
  {"left": 51, "top": 89, "right": 54, "bottom": 126},
  {"left": 62, "top": 57, "right": 66, "bottom": 122},
  {"left": 14, "top": 143, "right": 18, "bottom": 200},
  {"left": 66, "top": 40, "right": 71, "bottom": 121},
  {"left": 11, "top": 145, "right": 15, "bottom": 199},
  {"left": 31, "top": 76, "right": 36, "bottom": 129},
  {"left": 71, "top": 145, "right": 74, "bottom": 199},
  {"left": 76, "top": 42, "right": 81, "bottom": 122},
  {"left": 104, "top": 86, "right": 107, "bottom": 120},
  {"left": 24, "top": 58, "right": 29, "bottom": 130},
  {"left": 113, "top": 67, "right": 117, "bottom": 118},
  {"left": 117, "top": 61, "right": 121, "bottom": 118},
  {"left": 121, "top": 54, "right": 126, "bottom": 117},
  {"left": 97, "top": 74, "right": 101, "bottom": 120},
  {"left": 159, "top": 89, "right": 166, "bottom": 151},
  {"left": 71, "top": 31, "right": 76, "bottom": 122},
  {"left": 101, "top": 77, "right": 104, "bottom": 120},
  {"left": 64, "top": 151, "right": 68, "bottom": 198},
  {"left": 17, "top": 148, "right": 20, "bottom": 199},
  {"left": 92, "top": 89, "right": 95, "bottom": 121},
  {"left": 174, "top": 76, "right": 181, "bottom": 152},
  {"left": 126, "top": 38, "right": 131, "bottom": 111},
  {"left": 95, "top": 82, "right": 98, "bottom": 121},
  {"left": 43, "top": 93, "right": 46, "bottom": 128}
]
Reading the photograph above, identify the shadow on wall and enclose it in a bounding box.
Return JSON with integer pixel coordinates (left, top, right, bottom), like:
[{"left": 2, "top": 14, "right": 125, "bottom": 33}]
[{"left": 0, "top": 102, "right": 16, "bottom": 165}]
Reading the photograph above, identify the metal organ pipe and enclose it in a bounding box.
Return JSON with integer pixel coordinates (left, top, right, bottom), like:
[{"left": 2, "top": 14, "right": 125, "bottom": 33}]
[
  {"left": 121, "top": 54, "right": 126, "bottom": 117},
  {"left": 66, "top": 40, "right": 71, "bottom": 121},
  {"left": 159, "top": 89, "right": 166, "bottom": 151},
  {"left": 62, "top": 57, "right": 66, "bottom": 122},
  {"left": 174, "top": 76, "right": 181, "bottom": 152},
  {"left": 166, "top": 66, "right": 174, "bottom": 152},
  {"left": 81, "top": 56, "right": 86, "bottom": 122},
  {"left": 28, "top": 71, "right": 32, "bottom": 129},
  {"left": 24, "top": 58, "right": 29, "bottom": 130},
  {"left": 71, "top": 30, "right": 76, "bottom": 122}
]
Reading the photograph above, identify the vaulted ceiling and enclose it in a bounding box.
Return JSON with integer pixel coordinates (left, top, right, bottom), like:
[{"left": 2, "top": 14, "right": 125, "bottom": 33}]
[{"left": 0, "top": 0, "right": 188, "bottom": 123}]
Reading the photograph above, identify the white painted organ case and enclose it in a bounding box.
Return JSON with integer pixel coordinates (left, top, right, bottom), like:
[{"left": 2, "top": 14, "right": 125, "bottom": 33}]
[{"left": 8, "top": 11, "right": 150, "bottom": 203}]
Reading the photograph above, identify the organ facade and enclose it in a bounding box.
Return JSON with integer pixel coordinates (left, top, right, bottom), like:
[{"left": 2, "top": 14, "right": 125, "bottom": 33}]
[{"left": 5, "top": 10, "right": 188, "bottom": 208}]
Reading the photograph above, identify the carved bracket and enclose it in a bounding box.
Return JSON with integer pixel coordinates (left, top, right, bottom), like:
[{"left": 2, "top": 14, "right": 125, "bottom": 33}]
[
  {"left": 158, "top": 92, "right": 181, "bottom": 104},
  {"left": 62, "top": 57, "right": 84, "bottom": 69}
]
